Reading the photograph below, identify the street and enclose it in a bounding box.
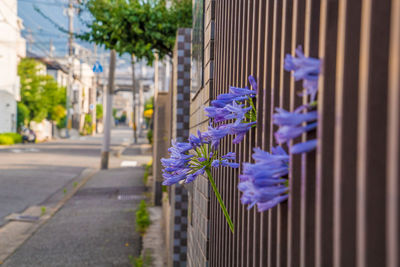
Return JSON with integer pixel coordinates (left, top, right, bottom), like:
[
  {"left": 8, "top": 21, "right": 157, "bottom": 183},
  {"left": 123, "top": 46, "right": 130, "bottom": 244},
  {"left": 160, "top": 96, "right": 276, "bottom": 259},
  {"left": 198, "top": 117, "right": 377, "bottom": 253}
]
[{"left": 0, "top": 127, "right": 133, "bottom": 226}]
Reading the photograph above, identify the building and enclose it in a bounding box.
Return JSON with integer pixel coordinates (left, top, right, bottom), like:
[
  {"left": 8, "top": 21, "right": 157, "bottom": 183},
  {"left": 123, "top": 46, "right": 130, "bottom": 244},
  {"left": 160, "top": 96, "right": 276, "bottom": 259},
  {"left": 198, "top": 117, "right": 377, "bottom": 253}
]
[{"left": 0, "top": 0, "right": 26, "bottom": 133}]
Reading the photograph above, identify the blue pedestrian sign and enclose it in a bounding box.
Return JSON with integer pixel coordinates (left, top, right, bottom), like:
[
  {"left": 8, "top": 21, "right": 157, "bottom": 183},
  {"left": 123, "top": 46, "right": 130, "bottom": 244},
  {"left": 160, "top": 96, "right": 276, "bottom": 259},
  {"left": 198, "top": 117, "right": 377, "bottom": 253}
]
[{"left": 93, "top": 61, "right": 103, "bottom": 73}]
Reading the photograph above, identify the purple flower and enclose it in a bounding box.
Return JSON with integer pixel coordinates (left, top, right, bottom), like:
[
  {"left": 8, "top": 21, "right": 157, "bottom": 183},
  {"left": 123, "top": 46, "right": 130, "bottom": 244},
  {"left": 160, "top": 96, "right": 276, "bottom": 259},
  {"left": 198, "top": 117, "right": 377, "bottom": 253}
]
[
  {"left": 248, "top": 75, "right": 258, "bottom": 93},
  {"left": 224, "top": 102, "right": 252, "bottom": 122},
  {"left": 228, "top": 121, "right": 257, "bottom": 144},
  {"left": 238, "top": 146, "right": 289, "bottom": 211},
  {"left": 274, "top": 122, "right": 317, "bottom": 144},
  {"left": 284, "top": 46, "right": 321, "bottom": 82},
  {"left": 211, "top": 93, "right": 248, "bottom": 108},
  {"left": 204, "top": 106, "right": 231, "bottom": 122},
  {"left": 212, "top": 159, "right": 239, "bottom": 169},
  {"left": 290, "top": 139, "right": 317, "bottom": 154},
  {"left": 257, "top": 195, "right": 289, "bottom": 212},
  {"left": 185, "top": 166, "right": 206, "bottom": 184},
  {"left": 205, "top": 102, "right": 251, "bottom": 123},
  {"left": 162, "top": 168, "right": 190, "bottom": 185},
  {"left": 222, "top": 152, "right": 236, "bottom": 160},
  {"left": 168, "top": 141, "right": 192, "bottom": 153},
  {"left": 204, "top": 124, "right": 231, "bottom": 148},
  {"left": 229, "top": 86, "right": 256, "bottom": 97},
  {"left": 189, "top": 130, "right": 209, "bottom": 147},
  {"left": 301, "top": 79, "right": 319, "bottom": 102},
  {"left": 273, "top": 108, "right": 317, "bottom": 126},
  {"left": 238, "top": 181, "right": 288, "bottom": 209}
]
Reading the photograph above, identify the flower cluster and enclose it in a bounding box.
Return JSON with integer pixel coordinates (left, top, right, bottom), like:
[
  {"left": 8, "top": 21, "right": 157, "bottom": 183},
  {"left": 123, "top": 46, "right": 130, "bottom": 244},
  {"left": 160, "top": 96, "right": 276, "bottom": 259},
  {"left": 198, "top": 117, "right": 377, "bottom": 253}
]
[
  {"left": 238, "top": 46, "right": 321, "bottom": 212},
  {"left": 276, "top": 46, "right": 321, "bottom": 154},
  {"left": 238, "top": 147, "right": 289, "bottom": 211},
  {"left": 161, "top": 76, "right": 257, "bottom": 232}
]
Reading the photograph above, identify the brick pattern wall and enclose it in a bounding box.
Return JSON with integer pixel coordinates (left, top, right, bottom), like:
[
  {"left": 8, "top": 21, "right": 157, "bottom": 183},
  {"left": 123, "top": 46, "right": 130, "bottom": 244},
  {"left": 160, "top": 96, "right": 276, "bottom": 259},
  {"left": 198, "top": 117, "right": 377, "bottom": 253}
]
[
  {"left": 168, "top": 28, "right": 192, "bottom": 267},
  {"left": 187, "top": 1, "right": 214, "bottom": 267}
]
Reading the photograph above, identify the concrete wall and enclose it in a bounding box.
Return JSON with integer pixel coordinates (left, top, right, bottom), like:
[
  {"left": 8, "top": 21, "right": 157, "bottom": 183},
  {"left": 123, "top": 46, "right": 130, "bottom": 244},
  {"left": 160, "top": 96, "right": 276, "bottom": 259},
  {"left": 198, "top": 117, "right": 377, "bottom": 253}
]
[
  {"left": 152, "top": 91, "right": 171, "bottom": 206},
  {"left": 0, "top": 0, "right": 25, "bottom": 133}
]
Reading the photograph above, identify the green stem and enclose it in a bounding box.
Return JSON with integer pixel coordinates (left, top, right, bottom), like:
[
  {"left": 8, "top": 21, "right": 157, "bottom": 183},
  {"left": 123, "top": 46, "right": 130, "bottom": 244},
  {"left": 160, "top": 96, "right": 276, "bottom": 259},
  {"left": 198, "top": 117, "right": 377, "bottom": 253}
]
[{"left": 205, "top": 168, "right": 234, "bottom": 233}]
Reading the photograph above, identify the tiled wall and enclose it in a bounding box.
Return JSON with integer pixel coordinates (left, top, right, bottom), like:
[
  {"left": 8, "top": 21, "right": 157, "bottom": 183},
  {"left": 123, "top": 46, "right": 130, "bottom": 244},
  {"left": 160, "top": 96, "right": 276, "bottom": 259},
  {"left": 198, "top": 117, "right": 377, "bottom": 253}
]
[{"left": 168, "top": 28, "right": 192, "bottom": 267}]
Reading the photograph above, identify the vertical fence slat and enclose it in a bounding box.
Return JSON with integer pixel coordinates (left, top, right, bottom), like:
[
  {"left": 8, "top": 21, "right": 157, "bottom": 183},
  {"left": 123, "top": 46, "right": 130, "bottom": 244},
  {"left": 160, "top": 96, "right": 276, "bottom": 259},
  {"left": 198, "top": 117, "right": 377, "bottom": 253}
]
[
  {"left": 332, "top": 0, "right": 361, "bottom": 266},
  {"left": 357, "top": 0, "right": 391, "bottom": 266},
  {"left": 315, "top": 1, "right": 338, "bottom": 267},
  {"left": 276, "top": 1, "right": 292, "bottom": 266},
  {"left": 268, "top": 1, "right": 283, "bottom": 266},
  {"left": 260, "top": 1, "right": 274, "bottom": 266},
  {"left": 387, "top": 1, "right": 400, "bottom": 267},
  {"left": 288, "top": 1, "right": 306, "bottom": 266}
]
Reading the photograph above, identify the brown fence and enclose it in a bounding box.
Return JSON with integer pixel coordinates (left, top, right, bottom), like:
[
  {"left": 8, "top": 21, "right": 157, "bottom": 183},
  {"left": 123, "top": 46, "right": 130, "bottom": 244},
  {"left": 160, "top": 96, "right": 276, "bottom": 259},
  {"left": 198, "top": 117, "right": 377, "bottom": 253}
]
[{"left": 208, "top": 0, "right": 400, "bottom": 266}]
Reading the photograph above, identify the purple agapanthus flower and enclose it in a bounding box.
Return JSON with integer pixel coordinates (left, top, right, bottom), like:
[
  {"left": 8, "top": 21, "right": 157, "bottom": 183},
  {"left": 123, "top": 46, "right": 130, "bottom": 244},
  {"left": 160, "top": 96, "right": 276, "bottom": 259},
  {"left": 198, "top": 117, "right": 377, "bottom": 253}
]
[
  {"left": 185, "top": 166, "right": 206, "bottom": 184},
  {"left": 204, "top": 106, "right": 231, "bottom": 122},
  {"left": 212, "top": 159, "right": 239, "bottom": 168},
  {"left": 273, "top": 108, "right": 317, "bottom": 126},
  {"left": 284, "top": 46, "right": 321, "bottom": 102},
  {"left": 222, "top": 152, "right": 236, "bottom": 161},
  {"left": 211, "top": 94, "right": 248, "bottom": 108},
  {"left": 284, "top": 46, "right": 321, "bottom": 81},
  {"left": 248, "top": 75, "right": 258, "bottom": 92},
  {"left": 238, "top": 147, "right": 289, "bottom": 212},
  {"left": 229, "top": 86, "right": 256, "bottom": 97},
  {"left": 205, "top": 102, "right": 252, "bottom": 123},
  {"left": 204, "top": 124, "right": 231, "bottom": 148},
  {"left": 274, "top": 122, "right": 317, "bottom": 144},
  {"left": 189, "top": 130, "right": 209, "bottom": 148},
  {"left": 228, "top": 121, "right": 257, "bottom": 144},
  {"left": 290, "top": 139, "right": 318, "bottom": 154}
]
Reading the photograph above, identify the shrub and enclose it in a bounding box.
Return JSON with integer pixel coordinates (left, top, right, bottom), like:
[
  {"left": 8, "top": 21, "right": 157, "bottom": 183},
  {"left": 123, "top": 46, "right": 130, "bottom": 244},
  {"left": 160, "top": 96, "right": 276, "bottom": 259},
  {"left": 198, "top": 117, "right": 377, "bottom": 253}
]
[
  {"left": 143, "top": 161, "right": 153, "bottom": 185},
  {"left": 135, "top": 200, "right": 151, "bottom": 235},
  {"left": 0, "top": 135, "right": 14, "bottom": 145},
  {"left": 146, "top": 129, "right": 153, "bottom": 144},
  {"left": 2, "top": 133, "right": 23, "bottom": 144}
]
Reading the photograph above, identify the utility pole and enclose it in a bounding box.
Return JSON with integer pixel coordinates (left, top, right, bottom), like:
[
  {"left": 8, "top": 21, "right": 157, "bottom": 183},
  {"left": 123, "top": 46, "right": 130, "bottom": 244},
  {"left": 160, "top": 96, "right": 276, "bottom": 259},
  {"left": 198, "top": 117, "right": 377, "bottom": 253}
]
[
  {"left": 65, "top": 0, "right": 74, "bottom": 137},
  {"left": 101, "top": 49, "right": 116, "bottom": 169},
  {"left": 131, "top": 54, "right": 138, "bottom": 144}
]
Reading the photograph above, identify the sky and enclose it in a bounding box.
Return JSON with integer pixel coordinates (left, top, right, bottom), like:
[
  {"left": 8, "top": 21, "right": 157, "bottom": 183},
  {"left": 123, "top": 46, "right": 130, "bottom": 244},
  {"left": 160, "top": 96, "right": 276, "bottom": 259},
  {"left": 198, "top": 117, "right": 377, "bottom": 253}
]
[{"left": 17, "top": 0, "right": 153, "bottom": 82}]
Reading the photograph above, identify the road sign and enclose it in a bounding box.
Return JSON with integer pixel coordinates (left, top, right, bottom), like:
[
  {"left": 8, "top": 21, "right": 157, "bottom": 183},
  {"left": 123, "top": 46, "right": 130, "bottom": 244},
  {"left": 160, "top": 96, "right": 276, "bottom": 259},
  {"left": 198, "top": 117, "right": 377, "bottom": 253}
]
[{"left": 93, "top": 61, "right": 103, "bottom": 73}]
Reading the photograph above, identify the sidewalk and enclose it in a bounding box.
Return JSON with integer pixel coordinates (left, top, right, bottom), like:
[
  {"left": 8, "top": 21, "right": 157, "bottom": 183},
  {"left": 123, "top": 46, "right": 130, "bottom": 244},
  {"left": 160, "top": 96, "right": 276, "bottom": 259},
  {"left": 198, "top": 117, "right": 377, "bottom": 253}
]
[{"left": 2, "top": 142, "right": 156, "bottom": 267}]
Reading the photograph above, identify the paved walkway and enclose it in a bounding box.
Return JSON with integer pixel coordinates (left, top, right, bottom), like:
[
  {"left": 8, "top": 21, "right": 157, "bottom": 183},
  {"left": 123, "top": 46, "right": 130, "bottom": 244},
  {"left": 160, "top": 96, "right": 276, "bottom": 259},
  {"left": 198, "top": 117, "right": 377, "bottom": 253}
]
[{"left": 2, "top": 142, "right": 153, "bottom": 266}]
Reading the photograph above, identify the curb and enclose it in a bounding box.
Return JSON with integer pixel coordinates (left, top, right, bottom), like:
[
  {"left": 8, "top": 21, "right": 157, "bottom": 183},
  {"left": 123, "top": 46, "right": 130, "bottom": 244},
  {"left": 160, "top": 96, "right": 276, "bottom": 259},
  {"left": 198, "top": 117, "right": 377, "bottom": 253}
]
[{"left": 0, "top": 168, "right": 98, "bottom": 264}]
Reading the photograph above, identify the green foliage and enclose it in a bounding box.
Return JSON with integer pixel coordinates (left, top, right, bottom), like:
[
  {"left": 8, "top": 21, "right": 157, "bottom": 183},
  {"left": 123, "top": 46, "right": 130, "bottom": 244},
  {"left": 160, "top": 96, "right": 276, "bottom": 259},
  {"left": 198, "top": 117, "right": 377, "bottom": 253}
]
[
  {"left": 135, "top": 200, "right": 151, "bottom": 235},
  {"left": 51, "top": 105, "right": 67, "bottom": 124},
  {"left": 146, "top": 129, "right": 153, "bottom": 144},
  {"left": 2, "top": 133, "right": 23, "bottom": 144},
  {"left": 83, "top": 114, "right": 93, "bottom": 135},
  {"left": 96, "top": 104, "right": 103, "bottom": 120},
  {"left": 18, "top": 59, "right": 67, "bottom": 125},
  {"left": 0, "top": 133, "right": 22, "bottom": 145},
  {"left": 41, "top": 206, "right": 46, "bottom": 216},
  {"left": 79, "top": 0, "right": 192, "bottom": 65},
  {"left": 143, "top": 161, "right": 152, "bottom": 185},
  {"left": 17, "top": 102, "right": 29, "bottom": 128},
  {"left": 0, "top": 135, "right": 14, "bottom": 145},
  {"left": 129, "top": 251, "right": 152, "bottom": 267}
]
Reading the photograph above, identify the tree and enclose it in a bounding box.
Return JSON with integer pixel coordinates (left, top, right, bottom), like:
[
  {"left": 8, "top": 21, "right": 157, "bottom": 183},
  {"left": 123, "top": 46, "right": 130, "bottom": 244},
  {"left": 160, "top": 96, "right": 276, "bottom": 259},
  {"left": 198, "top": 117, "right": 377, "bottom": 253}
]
[
  {"left": 18, "top": 58, "right": 67, "bottom": 125},
  {"left": 79, "top": 0, "right": 192, "bottom": 64}
]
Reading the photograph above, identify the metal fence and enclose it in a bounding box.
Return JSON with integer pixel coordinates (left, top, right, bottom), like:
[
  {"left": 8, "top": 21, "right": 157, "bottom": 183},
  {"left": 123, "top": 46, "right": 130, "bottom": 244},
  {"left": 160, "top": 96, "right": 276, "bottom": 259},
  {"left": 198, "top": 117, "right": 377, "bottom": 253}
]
[{"left": 209, "top": 0, "right": 399, "bottom": 266}]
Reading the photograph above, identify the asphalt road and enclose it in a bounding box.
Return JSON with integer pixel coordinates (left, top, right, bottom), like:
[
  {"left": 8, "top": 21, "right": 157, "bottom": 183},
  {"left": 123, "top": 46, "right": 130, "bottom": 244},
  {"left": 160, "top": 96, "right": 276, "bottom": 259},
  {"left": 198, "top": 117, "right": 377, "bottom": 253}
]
[{"left": 0, "top": 127, "right": 133, "bottom": 226}]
